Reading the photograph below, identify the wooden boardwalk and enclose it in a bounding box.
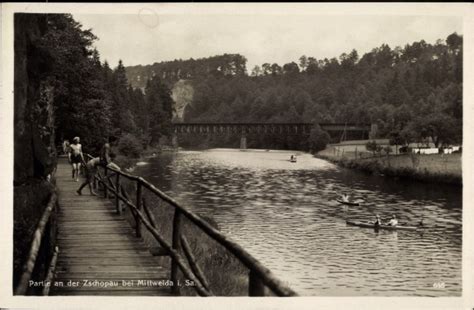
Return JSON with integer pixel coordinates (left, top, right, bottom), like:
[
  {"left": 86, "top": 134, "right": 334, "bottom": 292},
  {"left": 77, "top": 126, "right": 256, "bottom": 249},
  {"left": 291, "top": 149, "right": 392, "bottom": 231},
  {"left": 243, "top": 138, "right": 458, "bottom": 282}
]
[{"left": 51, "top": 158, "right": 171, "bottom": 296}]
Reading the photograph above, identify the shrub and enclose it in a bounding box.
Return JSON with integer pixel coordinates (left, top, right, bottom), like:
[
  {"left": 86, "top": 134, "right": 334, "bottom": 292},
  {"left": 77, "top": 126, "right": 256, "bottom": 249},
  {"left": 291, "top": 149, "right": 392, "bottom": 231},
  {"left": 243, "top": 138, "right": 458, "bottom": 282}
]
[
  {"left": 308, "top": 124, "right": 330, "bottom": 153},
  {"left": 399, "top": 146, "right": 409, "bottom": 153},
  {"left": 383, "top": 146, "right": 392, "bottom": 155},
  {"left": 117, "top": 133, "right": 143, "bottom": 158},
  {"left": 365, "top": 140, "right": 378, "bottom": 155}
]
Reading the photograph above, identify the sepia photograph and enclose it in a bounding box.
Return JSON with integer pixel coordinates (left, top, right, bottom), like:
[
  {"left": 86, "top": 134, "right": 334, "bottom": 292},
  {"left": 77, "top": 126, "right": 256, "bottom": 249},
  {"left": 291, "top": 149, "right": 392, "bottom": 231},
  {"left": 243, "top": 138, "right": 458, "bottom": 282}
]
[{"left": 1, "top": 2, "right": 473, "bottom": 309}]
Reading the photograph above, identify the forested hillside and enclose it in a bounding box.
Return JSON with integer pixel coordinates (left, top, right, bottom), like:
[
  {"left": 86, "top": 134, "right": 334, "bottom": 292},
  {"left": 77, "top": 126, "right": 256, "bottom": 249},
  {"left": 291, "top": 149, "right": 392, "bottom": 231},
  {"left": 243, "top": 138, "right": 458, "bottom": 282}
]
[
  {"left": 126, "top": 54, "right": 248, "bottom": 89},
  {"left": 126, "top": 33, "right": 462, "bottom": 149},
  {"left": 28, "top": 14, "right": 462, "bottom": 153}
]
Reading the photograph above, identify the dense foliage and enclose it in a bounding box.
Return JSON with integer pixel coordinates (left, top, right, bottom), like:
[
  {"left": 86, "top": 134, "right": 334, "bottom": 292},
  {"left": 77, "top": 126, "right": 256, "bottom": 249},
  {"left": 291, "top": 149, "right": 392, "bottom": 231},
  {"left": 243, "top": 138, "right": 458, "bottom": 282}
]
[
  {"left": 37, "top": 14, "right": 174, "bottom": 155},
  {"left": 308, "top": 125, "right": 331, "bottom": 153},
  {"left": 126, "top": 54, "right": 248, "bottom": 89},
  {"left": 127, "top": 33, "right": 462, "bottom": 150}
]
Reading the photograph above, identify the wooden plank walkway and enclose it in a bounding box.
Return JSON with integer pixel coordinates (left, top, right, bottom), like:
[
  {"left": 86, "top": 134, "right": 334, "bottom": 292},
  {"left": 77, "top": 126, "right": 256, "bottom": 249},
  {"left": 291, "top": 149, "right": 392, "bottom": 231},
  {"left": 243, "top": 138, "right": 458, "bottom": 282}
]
[{"left": 51, "top": 158, "right": 171, "bottom": 296}]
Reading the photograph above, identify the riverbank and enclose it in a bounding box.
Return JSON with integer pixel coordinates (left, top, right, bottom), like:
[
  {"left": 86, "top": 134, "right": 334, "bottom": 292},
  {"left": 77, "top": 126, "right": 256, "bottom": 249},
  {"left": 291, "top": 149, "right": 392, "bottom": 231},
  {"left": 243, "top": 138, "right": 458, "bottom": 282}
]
[{"left": 317, "top": 146, "right": 462, "bottom": 185}]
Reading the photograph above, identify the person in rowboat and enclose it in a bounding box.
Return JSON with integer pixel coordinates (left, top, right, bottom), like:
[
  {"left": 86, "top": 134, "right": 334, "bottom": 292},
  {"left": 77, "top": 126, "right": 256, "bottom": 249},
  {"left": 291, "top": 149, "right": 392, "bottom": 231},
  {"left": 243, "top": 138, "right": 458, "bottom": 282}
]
[
  {"left": 373, "top": 214, "right": 382, "bottom": 228},
  {"left": 386, "top": 215, "right": 398, "bottom": 226}
]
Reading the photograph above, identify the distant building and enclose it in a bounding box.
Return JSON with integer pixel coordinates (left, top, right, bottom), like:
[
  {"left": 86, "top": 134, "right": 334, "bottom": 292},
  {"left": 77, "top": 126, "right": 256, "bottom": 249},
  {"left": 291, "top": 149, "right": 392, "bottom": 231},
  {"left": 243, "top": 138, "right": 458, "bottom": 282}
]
[
  {"left": 411, "top": 148, "right": 438, "bottom": 155},
  {"left": 411, "top": 146, "right": 461, "bottom": 155}
]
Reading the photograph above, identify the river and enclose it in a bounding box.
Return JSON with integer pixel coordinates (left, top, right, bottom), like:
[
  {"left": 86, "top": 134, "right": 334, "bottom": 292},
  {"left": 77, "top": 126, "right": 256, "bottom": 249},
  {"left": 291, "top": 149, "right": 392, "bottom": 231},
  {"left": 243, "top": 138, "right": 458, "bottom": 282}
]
[{"left": 132, "top": 148, "right": 462, "bottom": 296}]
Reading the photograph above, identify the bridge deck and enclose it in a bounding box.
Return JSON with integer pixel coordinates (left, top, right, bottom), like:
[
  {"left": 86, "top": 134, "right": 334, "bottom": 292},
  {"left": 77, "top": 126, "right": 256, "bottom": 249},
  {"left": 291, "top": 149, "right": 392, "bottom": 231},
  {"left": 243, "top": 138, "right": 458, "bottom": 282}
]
[{"left": 51, "top": 158, "right": 171, "bottom": 296}]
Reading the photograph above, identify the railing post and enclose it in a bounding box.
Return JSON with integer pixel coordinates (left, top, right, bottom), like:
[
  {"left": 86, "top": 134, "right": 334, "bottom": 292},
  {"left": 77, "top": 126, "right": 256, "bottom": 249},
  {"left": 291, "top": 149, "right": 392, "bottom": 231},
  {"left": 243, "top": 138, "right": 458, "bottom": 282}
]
[
  {"left": 249, "top": 270, "right": 265, "bottom": 296},
  {"left": 115, "top": 173, "right": 120, "bottom": 214},
  {"left": 93, "top": 173, "right": 97, "bottom": 190},
  {"left": 104, "top": 166, "right": 108, "bottom": 198},
  {"left": 136, "top": 181, "right": 142, "bottom": 238},
  {"left": 170, "top": 208, "right": 182, "bottom": 296}
]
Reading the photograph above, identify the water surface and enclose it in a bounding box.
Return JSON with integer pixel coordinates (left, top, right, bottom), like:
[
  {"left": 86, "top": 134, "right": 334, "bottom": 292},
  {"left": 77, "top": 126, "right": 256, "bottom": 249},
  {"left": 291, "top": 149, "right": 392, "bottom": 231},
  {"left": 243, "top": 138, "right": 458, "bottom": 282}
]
[{"left": 134, "top": 149, "right": 462, "bottom": 296}]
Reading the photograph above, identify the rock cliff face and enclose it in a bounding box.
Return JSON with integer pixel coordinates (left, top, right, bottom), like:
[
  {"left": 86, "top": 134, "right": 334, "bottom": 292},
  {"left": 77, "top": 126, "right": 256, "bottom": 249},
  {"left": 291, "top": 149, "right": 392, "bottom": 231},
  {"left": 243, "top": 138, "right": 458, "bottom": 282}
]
[
  {"left": 171, "top": 79, "right": 194, "bottom": 122},
  {"left": 14, "top": 14, "right": 56, "bottom": 184},
  {"left": 13, "top": 14, "right": 56, "bottom": 287}
]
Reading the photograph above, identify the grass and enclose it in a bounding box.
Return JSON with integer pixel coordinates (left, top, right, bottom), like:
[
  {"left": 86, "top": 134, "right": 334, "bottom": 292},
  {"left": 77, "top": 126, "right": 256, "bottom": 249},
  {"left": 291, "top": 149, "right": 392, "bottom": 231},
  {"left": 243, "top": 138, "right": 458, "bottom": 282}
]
[
  {"left": 13, "top": 178, "right": 55, "bottom": 292},
  {"left": 317, "top": 146, "right": 462, "bottom": 185}
]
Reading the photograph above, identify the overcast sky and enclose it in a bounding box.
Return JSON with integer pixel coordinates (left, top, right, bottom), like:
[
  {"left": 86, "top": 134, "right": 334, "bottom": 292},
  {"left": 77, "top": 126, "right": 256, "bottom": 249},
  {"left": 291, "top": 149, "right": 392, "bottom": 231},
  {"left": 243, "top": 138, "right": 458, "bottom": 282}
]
[{"left": 73, "top": 13, "right": 462, "bottom": 70}]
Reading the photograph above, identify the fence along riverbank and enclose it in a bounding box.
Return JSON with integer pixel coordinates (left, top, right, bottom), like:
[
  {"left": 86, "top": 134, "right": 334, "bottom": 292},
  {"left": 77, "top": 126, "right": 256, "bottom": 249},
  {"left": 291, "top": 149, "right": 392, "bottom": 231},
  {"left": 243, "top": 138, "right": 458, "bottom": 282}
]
[
  {"left": 15, "top": 154, "right": 297, "bottom": 296},
  {"left": 85, "top": 153, "right": 298, "bottom": 296}
]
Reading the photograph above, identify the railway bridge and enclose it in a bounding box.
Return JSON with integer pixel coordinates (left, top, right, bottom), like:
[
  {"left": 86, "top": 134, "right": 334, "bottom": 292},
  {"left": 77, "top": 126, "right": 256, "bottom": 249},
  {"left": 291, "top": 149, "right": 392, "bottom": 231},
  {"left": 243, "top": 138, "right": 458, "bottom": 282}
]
[{"left": 172, "top": 122, "right": 376, "bottom": 149}]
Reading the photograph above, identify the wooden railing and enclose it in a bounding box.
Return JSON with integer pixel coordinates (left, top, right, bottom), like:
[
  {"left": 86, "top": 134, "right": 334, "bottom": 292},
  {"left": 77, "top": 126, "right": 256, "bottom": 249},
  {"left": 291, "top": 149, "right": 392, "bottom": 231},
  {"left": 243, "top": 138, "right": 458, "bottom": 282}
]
[
  {"left": 85, "top": 154, "right": 297, "bottom": 296},
  {"left": 15, "top": 191, "right": 59, "bottom": 295}
]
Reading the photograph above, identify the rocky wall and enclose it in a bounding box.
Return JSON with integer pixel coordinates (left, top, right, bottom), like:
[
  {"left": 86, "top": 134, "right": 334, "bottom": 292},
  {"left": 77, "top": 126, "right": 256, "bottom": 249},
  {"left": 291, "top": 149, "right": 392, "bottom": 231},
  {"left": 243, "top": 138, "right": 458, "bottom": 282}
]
[{"left": 13, "top": 13, "right": 57, "bottom": 289}]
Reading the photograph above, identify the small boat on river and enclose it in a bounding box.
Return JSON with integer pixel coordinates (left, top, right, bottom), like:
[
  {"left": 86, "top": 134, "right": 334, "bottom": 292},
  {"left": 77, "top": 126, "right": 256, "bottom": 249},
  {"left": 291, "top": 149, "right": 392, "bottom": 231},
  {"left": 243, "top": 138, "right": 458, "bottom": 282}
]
[
  {"left": 290, "top": 155, "right": 297, "bottom": 163},
  {"left": 336, "top": 199, "right": 360, "bottom": 206},
  {"left": 346, "top": 220, "right": 425, "bottom": 231}
]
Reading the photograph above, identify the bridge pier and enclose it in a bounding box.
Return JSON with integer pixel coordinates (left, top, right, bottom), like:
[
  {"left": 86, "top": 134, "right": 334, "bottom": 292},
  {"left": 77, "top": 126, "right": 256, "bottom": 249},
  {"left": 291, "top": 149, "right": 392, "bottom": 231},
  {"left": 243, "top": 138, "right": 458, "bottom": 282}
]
[
  {"left": 172, "top": 134, "right": 179, "bottom": 149},
  {"left": 240, "top": 135, "right": 247, "bottom": 150},
  {"left": 369, "top": 124, "right": 378, "bottom": 139}
]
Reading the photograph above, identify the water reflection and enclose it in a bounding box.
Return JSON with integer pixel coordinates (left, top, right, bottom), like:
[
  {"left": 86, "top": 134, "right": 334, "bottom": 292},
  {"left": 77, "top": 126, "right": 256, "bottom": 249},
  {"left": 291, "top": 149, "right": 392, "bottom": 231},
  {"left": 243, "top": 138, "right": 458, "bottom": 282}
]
[{"left": 134, "top": 149, "right": 462, "bottom": 296}]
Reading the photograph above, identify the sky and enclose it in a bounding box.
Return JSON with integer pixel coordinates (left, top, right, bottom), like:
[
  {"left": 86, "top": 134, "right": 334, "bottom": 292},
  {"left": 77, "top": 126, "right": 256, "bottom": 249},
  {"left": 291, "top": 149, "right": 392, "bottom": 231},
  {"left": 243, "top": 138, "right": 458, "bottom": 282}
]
[{"left": 73, "top": 13, "right": 463, "bottom": 70}]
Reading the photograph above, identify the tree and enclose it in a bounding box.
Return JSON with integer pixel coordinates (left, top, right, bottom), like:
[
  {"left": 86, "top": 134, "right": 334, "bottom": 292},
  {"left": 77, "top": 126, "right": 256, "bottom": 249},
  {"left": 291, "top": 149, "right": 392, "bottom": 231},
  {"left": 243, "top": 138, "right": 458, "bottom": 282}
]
[
  {"left": 307, "top": 124, "right": 330, "bottom": 153},
  {"left": 283, "top": 62, "right": 300, "bottom": 75},
  {"left": 117, "top": 133, "right": 143, "bottom": 158},
  {"left": 261, "top": 63, "right": 271, "bottom": 75},
  {"left": 109, "top": 60, "right": 136, "bottom": 135},
  {"left": 389, "top": 129, "right": 413, "bottom": 154},
  {"left": 130, "top": 88, "right": 148, "bottom": 135},
  {"left": 366, "top": 140, "right": 379, "bottom": 155},
  {"left": 299, "top": 55, "right": 308, "bottom": 71},
  {"left": 446, "top": 32, "right": 462, "bottom": 55},
  {"left": 145, "top": 77, "right": 174, "bottom": 145},
  {"left": 251, "top": 65, "right": 262, "bottom": 77},
  {"left": 411, "top": 113, "right": 459, "bottom": 147},
  {"left": 270, "top": 63, "right": 282, "bottom": 76},
  {"left": 340, "top": 49, "right": 359, "bottom": 68},
  {"left": 38, "top": 14, "right": 112, "bottom": 151},
  {"left": 306, "top": 57, "right": 319, "bottom": 74}
]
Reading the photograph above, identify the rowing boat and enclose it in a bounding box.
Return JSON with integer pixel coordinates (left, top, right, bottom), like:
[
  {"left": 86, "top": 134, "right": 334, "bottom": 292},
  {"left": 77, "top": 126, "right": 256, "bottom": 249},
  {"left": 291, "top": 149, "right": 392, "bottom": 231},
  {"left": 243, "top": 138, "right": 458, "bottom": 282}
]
[
  {"left": 346, "top": 220, "right": 424, "bottom": 231},
  {"left": 336, "top": 199, "right": 360, "bottom": 206}
]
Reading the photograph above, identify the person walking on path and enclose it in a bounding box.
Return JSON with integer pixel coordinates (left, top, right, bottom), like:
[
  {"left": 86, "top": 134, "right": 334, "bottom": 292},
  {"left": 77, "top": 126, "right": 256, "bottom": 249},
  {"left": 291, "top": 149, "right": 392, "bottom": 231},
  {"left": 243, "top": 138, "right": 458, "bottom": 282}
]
[
  {"left": 68, "top": 136, "right": 85, "bottom": 182},
  {"left": 77, "top": 153, "right": 121, "bottom": 196},
  {"left": 62, "top": 139, "right": 70, "bottom": 155}
]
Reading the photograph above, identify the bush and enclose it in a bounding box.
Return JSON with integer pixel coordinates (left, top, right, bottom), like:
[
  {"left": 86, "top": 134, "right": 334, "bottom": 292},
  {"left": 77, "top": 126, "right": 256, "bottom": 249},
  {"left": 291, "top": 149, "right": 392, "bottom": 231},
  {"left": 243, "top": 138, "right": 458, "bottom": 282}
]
[
  {"left": 117, "top": 133, "right": 143, "bottom": 158},
  {"left": 383, "top": 146, "right": 392, "bottom": 155},
  {"left": 399, "top": 146, "right": 409, "bottom": 153},
  {"left": 366, "top": 140, "right": 384, "bottom": 155},
  {"left": 308, "top": 124, "right": 330, "bottom": 153}
]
